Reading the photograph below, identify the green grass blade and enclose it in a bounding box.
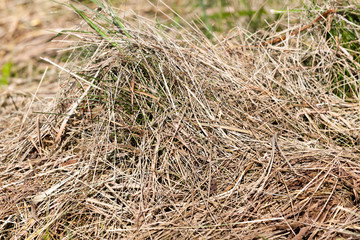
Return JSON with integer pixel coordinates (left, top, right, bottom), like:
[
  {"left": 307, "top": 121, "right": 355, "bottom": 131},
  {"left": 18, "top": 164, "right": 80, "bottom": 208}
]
[
  {"left": 200, "top": 0, "right": 209, "bottom": 27},
  {"left": 70, "top": 4, "right": 117, "bottom": 47},
  {"left": 70, "top": 4, "right": 107, "bottom": 38},
  {"left": 106, "top": 0, "right": 131, "bottom": 38}
]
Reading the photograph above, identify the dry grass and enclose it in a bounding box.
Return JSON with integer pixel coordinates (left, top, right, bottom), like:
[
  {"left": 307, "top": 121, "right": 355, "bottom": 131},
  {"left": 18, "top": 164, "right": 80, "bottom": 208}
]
[
  {"left": 1, "top": 1, "right": 360, "bottom": 239},
  {"left": 0, "top": 0, "right": 80, "bottom": 139}
]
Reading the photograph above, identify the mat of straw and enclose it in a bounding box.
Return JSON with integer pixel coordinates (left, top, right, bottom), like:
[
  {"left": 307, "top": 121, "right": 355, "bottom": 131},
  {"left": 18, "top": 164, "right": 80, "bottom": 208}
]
[{"left": 1, "top": 3, "right": 360, "bottom": 240}]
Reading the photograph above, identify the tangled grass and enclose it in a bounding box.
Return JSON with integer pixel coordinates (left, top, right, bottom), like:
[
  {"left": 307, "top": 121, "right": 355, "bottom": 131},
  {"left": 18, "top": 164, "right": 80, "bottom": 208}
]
[{"left": 1, "top": 1, "right": 360, "bottom": 239}]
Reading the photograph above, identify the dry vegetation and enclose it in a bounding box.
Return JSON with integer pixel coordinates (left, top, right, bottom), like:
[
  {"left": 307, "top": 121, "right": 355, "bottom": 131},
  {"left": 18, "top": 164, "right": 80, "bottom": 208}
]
[{"left": 1, "top": 0, "right": 360, "bottom": 239}]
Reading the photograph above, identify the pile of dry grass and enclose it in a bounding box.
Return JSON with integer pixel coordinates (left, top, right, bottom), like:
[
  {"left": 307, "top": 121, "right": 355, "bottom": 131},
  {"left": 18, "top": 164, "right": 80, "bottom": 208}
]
[{"left": 1, "top": 2, "right": 360, "bottom": 239}]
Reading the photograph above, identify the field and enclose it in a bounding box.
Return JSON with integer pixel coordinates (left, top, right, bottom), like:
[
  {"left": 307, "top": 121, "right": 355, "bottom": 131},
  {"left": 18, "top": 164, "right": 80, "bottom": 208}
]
[{"left": 1, "top": 0, "right": 360, "bottom": 239}]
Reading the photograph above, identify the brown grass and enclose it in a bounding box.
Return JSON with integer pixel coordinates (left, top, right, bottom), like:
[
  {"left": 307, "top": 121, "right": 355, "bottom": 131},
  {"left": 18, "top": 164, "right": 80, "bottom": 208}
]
[{"left": 1, "top": 1, "right": 360, "bottom": 239}]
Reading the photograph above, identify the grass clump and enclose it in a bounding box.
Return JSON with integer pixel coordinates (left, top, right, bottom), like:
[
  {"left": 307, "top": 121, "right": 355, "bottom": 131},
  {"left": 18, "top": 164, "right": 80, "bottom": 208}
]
[{"left": 1, "top": 1, "right": 360, "bottom": 239}]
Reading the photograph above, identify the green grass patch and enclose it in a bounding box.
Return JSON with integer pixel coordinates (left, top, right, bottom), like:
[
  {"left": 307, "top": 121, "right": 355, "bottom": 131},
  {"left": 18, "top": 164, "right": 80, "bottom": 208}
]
[{"left": 0, "top": 61, "right": 12, "bottom": 86}]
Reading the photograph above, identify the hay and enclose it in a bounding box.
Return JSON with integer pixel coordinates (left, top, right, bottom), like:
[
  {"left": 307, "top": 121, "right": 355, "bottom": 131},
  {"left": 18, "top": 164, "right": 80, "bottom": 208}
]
[{"left": 1, "top": 2, "right": 360, "bottom": 239}]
